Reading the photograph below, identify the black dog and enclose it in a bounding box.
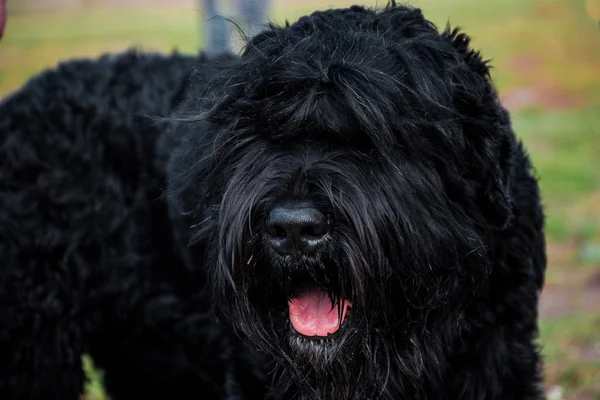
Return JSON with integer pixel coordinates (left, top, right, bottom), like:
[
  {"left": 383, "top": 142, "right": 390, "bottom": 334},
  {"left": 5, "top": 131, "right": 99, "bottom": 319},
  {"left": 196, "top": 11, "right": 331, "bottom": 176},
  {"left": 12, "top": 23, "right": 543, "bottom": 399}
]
[{"left": 0, "top": 4, "right": 546, "bottom": 400}]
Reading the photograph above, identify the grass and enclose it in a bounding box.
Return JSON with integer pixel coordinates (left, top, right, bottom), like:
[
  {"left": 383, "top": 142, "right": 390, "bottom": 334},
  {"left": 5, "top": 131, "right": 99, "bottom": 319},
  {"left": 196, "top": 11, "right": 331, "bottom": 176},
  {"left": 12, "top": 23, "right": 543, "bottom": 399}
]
[
  {"left": 540, "top": 313, "right": 600, "bottom": 399},
  {"left": 514, "top": 108, "right": 600, "bottom": 241},
  {"left": 1, "top": 0, "right": 599, "bottom": 398},
  {"left": 82, "top": 357, "right": 106, "bottom": 400}
]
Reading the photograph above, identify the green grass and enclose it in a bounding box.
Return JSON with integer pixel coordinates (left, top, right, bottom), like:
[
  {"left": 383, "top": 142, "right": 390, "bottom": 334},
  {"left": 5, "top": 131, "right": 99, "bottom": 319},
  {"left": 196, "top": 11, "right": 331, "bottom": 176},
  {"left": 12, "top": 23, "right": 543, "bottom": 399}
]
[
  {"left": 514, "top": 108, "right": 600, "bottom": 240},
  {"left": 82, "top": 356, "right": 106, "bottom": 400},
  {"left": 2, "top": 0, "right": 600, "bottom": 399},
  {"left": 540, "top": 313, "right": 600, "bottom": 398},
  {"left": 0, "top": 5, "right": 203, "bottom": 95}
]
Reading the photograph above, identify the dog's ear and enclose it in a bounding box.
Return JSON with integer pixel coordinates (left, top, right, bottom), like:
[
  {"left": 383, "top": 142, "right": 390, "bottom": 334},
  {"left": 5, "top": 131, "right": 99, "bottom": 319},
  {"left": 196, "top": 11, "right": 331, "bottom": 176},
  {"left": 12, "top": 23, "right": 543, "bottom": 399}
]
[
  {"left": 457, "top": 98, "right": 515, "bottom": 232},
  {"left": 443, "top": 26, "right": 515, "bottom": 230},
  {"left": 476, "top": 111, "right": 515, "bottom": 231}
]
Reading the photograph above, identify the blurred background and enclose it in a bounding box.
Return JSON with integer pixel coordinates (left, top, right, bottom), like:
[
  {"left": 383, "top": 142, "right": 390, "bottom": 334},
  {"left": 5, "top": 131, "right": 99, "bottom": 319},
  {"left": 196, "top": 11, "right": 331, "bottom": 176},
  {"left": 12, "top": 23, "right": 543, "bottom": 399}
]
[{"left": 1, "top": 0, "right": 599, "bottom": 398}]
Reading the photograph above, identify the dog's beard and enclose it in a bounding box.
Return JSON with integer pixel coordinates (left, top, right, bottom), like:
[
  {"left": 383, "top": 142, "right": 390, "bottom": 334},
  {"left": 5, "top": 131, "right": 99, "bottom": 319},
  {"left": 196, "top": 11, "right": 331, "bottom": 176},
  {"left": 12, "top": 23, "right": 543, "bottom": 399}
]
[
  {"left": 219, "top": 240, "right": 394, "bottom": 400},
  {"left": 210, "top": 218, "right": 488, "bottom": 400}
]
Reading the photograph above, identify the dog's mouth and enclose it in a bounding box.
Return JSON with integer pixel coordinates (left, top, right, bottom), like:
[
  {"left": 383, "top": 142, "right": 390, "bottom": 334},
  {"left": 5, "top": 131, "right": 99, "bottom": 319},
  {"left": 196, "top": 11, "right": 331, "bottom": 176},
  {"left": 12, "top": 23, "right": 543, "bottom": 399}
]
[{"left": 288, "top": 285, "right": 352, "bottom": 337}]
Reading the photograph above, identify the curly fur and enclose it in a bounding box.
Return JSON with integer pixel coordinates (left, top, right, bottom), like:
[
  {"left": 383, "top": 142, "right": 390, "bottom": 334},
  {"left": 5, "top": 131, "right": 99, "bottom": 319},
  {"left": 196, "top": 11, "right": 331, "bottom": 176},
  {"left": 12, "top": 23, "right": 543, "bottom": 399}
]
[
  {"left": 0, "top": 4, "right": 545, "bottom": 400},
  {"left": 0, "top": 50, "right": 264, "bottom": 400}
]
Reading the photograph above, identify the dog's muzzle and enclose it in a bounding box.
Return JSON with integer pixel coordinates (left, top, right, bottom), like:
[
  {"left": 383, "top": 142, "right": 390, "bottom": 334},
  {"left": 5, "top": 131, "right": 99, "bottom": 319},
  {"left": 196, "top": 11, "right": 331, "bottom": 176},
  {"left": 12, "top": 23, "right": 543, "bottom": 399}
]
[{"left": 264, "top": 201, "right": 352, "bottom": 337}]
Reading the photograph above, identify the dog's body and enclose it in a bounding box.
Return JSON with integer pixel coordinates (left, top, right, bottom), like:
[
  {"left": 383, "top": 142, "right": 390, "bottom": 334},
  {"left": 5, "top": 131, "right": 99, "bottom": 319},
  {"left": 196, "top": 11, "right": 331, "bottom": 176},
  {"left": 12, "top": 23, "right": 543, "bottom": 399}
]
[
  {"left": 0, "top": 50, "right": 264, "bottom": 400},
  {"left": 0, "top": 5, "right": 546, "bottom": 400}
]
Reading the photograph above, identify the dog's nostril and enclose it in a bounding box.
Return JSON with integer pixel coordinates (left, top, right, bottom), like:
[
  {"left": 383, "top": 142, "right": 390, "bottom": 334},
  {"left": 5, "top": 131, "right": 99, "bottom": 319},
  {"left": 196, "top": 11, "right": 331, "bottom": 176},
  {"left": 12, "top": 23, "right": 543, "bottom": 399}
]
[
  {"left": 267, "top": 224, "right": 288, "bottom": 238},
  {"left": 300, "top": 219, "right": 328, "bottom": 238}
]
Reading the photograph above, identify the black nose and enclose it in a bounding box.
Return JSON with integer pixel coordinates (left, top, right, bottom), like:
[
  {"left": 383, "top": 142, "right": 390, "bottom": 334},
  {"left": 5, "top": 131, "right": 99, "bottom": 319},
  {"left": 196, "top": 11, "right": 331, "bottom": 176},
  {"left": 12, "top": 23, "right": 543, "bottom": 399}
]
[{"left": 266, "top": 203, "right": 328, "bottom": 256}]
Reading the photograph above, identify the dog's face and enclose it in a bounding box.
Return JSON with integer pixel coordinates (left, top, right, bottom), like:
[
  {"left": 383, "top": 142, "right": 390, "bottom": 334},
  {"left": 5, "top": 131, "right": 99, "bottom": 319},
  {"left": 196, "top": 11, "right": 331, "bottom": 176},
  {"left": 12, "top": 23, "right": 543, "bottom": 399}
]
[{"left": 168, "top": 5, "right": 515, "bottom": 399}]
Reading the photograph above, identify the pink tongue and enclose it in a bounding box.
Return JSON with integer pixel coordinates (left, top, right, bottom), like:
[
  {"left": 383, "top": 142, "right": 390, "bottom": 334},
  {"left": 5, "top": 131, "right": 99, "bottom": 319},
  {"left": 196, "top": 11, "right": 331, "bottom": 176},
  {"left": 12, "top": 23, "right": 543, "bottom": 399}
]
[{"left": 288, "top": 286, "right": 351, "bottom": 337}]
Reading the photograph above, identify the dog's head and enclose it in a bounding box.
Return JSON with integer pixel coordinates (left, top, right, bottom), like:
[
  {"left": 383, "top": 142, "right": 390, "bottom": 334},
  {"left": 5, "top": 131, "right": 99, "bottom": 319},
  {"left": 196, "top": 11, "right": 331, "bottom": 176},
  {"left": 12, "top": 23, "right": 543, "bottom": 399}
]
[{"left": 167, "top": 4, "right": 515, "bottom": 399}]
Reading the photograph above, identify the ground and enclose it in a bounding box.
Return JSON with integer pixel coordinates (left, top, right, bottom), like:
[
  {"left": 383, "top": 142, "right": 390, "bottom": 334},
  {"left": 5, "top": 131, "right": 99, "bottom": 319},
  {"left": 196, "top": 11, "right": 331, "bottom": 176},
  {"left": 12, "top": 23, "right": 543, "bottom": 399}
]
[{"left": 1, "top": 0, "right": 599, "bottom": 399}]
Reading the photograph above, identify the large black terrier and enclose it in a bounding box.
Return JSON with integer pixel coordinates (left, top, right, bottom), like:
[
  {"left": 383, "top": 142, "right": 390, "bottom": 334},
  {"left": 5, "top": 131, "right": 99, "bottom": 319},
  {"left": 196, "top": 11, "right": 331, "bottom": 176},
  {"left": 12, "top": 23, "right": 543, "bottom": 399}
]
[{"left": 0, "top": 4, "right": 546, "bottom": 400}]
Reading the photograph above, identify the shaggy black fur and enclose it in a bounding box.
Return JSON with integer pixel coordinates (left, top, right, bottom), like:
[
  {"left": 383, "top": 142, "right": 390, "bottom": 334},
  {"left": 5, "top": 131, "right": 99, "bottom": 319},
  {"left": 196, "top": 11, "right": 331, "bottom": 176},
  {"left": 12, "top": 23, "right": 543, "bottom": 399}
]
[
  {"left": 0, "top": 3, "right": 546, "bottom": 400},
  {"left": 0, "top": 50, "right": 264, "bottom": 400}
]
